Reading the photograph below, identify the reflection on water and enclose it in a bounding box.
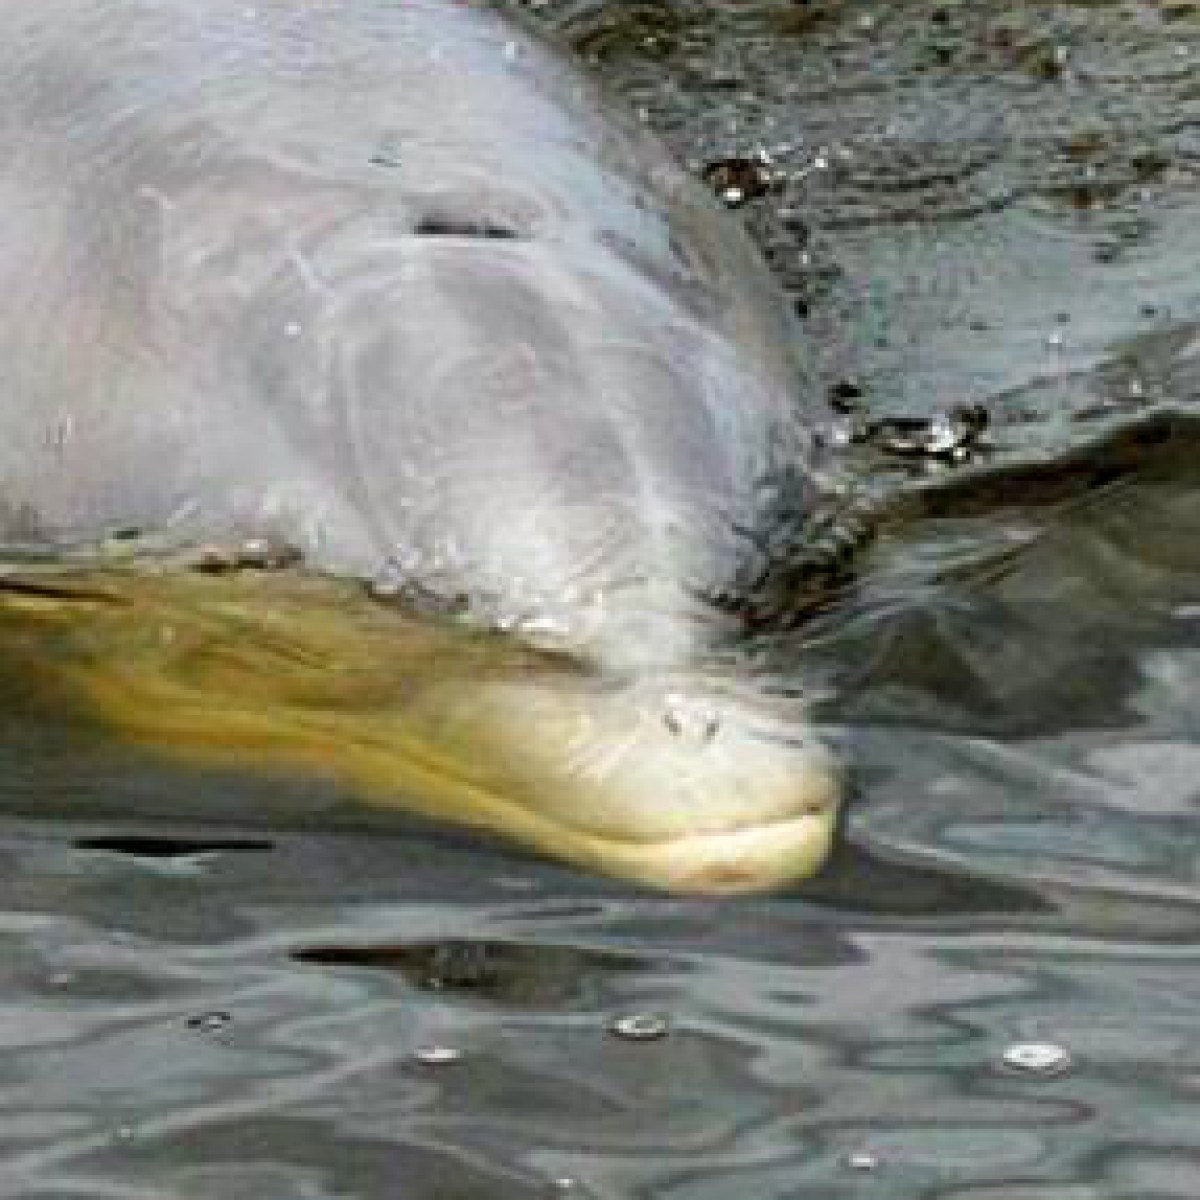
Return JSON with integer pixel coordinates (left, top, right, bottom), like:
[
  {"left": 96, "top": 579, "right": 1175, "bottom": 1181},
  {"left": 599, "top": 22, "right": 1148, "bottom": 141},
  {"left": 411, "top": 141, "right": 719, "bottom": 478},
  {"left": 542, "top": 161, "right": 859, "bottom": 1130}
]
[{"left": 5, "top": 0, "right": 1200, "bottom": 1196}]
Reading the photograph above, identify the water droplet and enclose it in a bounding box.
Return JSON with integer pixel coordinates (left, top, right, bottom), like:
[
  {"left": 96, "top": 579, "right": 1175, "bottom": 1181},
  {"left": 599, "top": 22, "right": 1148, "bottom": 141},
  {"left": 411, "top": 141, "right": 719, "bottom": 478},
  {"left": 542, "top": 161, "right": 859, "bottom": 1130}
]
[
  {"left": 1046, "top": 330, "right": 1065, "bottom": 350},
  {"left": 609, "top": 1012, "right": 670, "bottom": 1042},
  {"left": 283, "top": 321, "right": 302, "bottom": 338},
  {"left": 704, "top": 156, "right": 775, "bottom": 207},
  {"left": 46, "top": 415, "right": 74, "bottom": 453},
  {"left": 186, "top": 1010, "right": 232, "bottom": 1034},
  {"left": 413, "top": 1044, "right": 462, "bottom": 1065},
  {"left": 828, "top": 416, "right": 856, "bottom": 448},
  {"left": 924, "top": 412, "right": 960, "bottom": 455},
  {"left": 234, "top": 537, "right": 302, "bottom": 570},
  {"left": 1000, "top": 1040, "right": 1072, "bottom": 1077}
]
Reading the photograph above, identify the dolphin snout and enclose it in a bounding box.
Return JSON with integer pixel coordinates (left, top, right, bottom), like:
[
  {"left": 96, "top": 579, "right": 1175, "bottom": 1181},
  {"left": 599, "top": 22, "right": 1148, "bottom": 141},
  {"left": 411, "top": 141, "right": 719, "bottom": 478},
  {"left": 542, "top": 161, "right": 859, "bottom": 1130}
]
[{"left": 404, "top": 667, "right": 842, "bottom": 893}]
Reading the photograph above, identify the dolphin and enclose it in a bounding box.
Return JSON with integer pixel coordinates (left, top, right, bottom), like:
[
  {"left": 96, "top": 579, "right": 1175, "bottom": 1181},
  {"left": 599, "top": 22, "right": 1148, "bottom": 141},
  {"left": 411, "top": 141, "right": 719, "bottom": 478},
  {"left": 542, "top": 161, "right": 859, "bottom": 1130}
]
[{"left": 0, "top": 0, "right": 841, "bottom": 892}]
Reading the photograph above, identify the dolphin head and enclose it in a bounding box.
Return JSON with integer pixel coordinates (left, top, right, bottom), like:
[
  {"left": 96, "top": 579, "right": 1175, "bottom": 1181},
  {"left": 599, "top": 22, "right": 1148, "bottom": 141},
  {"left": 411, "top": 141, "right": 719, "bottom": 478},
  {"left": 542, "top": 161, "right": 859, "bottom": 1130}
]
[
  {"left": 6, "top": 0, "right": 845, "bottom": 892},
  {"left": 299, "top": 197, "right": 846, "bottom": 892}
]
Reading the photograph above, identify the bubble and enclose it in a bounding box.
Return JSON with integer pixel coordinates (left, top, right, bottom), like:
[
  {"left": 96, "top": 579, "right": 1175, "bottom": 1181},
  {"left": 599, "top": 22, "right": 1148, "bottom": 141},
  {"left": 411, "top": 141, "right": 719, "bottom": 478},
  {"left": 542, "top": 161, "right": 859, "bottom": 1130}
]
[
  {"left": 609, "top": 1012, "right": 670, "bottom": 1042},
  {"left": 828, "top": 416, "right": 856, "bottom": 448},
  {"left": 186, "top": 1010, "right": 232, "bottom": 1034},
  {"left": 1000, "top": 1040, "right": 1072, "bottom": 1077},
  {"left": 702, "top": 156, "right": 774, "bottom": 208},
  {"left": 413, "top": 1044, "right": 463, "bottom": 1065},
  {"left": 925, "top": 412, "right": 961, "bottom": 455}
]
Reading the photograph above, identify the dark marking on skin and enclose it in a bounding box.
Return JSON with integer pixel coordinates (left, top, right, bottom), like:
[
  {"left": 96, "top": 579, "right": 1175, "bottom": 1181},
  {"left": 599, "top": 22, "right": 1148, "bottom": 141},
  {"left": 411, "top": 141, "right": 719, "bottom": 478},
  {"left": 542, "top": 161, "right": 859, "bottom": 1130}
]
[
  {"left": 0, "top": 498, "right": 49, "bottom": 542},
  {"left": 189, "top": 538, "right": 303, "bottom": 574},
  {"left": 74, "top": 834, "right": 275, "bottom": 856},
  {"left": 413, "top": 214, "right": 524, "bottom": 240},
  {"left": 0, "top": 577, "right": 120, "bottom": 606}
]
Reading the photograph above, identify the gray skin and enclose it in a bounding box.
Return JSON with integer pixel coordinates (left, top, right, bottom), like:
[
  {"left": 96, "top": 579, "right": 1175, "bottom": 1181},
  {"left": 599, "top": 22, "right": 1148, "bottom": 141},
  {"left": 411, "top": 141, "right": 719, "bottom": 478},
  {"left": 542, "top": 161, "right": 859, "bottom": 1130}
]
[{"left": 0, "top": 0, "right": 840, "bottom": 891}]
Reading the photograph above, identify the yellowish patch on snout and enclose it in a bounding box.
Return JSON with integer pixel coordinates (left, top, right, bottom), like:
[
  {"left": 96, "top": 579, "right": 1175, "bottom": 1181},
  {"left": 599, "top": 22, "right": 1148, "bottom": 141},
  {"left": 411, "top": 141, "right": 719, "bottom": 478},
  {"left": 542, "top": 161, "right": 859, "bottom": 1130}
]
[{"left": 0, "top": 564, "right": 840, "bottom": 893}]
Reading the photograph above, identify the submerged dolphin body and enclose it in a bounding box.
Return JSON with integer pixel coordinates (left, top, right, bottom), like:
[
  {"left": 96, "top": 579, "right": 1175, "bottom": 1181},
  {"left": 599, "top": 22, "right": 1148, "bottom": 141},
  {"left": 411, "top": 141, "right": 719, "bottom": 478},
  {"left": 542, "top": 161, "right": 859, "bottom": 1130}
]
[{"left": 0, "top": 0, "right": 840, "bottom": 891}]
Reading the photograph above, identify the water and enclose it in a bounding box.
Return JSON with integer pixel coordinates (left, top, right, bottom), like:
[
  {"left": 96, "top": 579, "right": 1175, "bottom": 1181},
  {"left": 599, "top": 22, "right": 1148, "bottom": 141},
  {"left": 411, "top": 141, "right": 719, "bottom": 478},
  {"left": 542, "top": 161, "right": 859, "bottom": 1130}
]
[{"left": 6, "top": 0, "right": 1200, "bottom": 1195}]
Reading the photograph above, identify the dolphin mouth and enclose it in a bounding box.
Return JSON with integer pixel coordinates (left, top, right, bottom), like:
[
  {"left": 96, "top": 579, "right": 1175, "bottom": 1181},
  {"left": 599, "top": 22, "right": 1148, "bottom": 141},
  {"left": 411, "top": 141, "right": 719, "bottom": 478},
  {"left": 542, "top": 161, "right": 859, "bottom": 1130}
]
[
  {"left": 463, "top": 792, "right": 838, "bottom": 896},
  {"left": 592, "top": 813, "right": 836, "bottom": 896}
]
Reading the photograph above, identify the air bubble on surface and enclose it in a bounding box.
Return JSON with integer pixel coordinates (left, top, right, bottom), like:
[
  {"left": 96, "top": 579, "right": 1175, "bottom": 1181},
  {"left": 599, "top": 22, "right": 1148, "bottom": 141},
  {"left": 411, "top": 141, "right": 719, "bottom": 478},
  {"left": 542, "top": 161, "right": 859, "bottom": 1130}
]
[
  {"left": 1000, "top": 1040, "right": 1072, "bottom": 1077},
  {"left": 609, "top": 1012, "right": 670, "bottom": 1042},
  {"left": 186, "top": 1011, "right": 233, "bottom": 1034},
  {"left": 413, "top": 1044, "right": 463, "bottom": 1065},
  {"left": 846, "top": 1150, "right": 879, "bottom": 1172}
]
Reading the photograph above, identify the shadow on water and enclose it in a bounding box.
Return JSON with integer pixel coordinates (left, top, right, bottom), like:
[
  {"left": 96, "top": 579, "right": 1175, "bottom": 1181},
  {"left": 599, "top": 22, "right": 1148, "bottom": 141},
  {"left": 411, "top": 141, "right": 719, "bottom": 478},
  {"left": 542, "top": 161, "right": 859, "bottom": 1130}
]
[{"left": 7, "top": 0, "right": 1200, "bottom": 1197}]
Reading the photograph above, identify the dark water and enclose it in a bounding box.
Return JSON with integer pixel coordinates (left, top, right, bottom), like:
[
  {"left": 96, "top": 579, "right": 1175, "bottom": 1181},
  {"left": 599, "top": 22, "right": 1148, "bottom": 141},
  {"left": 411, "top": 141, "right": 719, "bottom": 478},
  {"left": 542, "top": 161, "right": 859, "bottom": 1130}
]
[{"left": 7, "top": 1, "right": 1200, "bottom": 1196}]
